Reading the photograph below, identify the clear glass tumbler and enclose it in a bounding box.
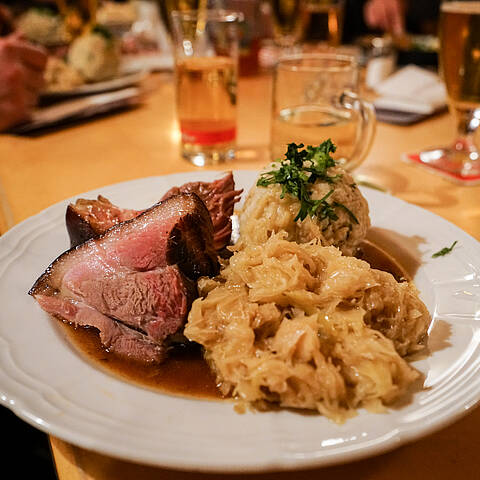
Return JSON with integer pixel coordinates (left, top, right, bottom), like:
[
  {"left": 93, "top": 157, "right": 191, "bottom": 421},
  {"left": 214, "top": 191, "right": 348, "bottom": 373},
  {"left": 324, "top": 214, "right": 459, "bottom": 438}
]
[{"left": 171, "top": 9, "right": 243, "bottom": 166}]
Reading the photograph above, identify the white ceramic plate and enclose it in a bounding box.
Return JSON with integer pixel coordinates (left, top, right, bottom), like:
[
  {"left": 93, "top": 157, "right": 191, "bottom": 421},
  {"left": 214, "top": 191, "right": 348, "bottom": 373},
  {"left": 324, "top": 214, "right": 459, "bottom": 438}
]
[
  {"left": 41, "top": 70, "right": 148, "bottom": 99},
  {"left": 1, "top": 170, "right": 480, "bottom": 472}
]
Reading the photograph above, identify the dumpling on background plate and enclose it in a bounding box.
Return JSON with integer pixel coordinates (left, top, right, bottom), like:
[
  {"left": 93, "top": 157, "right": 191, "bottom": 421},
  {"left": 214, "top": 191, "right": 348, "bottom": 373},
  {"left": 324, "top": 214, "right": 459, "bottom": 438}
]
[
  {"left": 68, "top": 25, "right": 121, "bottom": 82},
  {"left": 16, "top": 6, "right": 71, "bottom": 46}
]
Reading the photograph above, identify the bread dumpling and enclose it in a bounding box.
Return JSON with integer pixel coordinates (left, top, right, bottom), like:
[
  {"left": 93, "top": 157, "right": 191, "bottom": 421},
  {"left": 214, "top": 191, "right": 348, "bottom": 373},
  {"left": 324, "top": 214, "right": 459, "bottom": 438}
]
[
  {"left": 239, "top": 164, "right": 370, "bottom": 257},
  {"left": 68, "top": 26, "right": 120, "bottom": 82}
]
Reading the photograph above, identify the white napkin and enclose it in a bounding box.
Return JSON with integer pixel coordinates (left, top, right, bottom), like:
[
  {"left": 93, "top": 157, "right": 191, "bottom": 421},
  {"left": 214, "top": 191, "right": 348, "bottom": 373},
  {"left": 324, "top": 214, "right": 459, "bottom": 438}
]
[{"left": 373, "top": 65, "right": 447, "bottom": 115}]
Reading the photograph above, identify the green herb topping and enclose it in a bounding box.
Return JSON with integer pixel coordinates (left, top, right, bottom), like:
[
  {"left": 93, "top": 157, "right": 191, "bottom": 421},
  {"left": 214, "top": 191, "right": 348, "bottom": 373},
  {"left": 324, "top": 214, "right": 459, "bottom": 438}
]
[
  {"left": 92, "top": 24, "right": 114, "bottom": 41},
  {"left": 432, "top": 241, "right": 458, "bottom": 258},
  {"left": 257, "top": 141, "right": 358, "bottom": 223},
  {"left": 32, "top": 6, "right": 58, "bottom": 16}
]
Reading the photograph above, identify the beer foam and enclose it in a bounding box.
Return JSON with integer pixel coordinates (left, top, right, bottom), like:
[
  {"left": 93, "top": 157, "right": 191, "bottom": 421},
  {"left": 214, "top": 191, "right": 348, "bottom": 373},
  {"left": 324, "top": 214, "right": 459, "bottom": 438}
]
[{"left": 441, "top": 1, "right": 480, "bottom": 14}]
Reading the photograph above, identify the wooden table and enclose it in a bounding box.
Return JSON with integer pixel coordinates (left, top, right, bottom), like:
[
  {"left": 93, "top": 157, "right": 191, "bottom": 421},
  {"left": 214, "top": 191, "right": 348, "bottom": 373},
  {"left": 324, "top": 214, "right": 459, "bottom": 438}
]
[{"left": 1, "top": 72, "right": 480, "bottom": 479}]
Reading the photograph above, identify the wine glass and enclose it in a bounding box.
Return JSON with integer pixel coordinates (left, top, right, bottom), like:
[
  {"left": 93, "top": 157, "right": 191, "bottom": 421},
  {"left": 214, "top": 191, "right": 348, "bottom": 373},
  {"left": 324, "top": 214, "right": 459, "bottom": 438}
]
[
  {"left": 409, "top": 0, "right": 480, "bottom": 184},
  {"left": 269, "top": 0, "right": 307, "bottom": 52}
]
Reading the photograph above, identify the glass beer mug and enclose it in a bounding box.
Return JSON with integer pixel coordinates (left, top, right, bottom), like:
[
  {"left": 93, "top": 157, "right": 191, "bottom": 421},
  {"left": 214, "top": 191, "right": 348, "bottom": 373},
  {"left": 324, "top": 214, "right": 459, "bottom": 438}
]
[{"left": 270, "top": 53, "right": 376, "bottom": 170}]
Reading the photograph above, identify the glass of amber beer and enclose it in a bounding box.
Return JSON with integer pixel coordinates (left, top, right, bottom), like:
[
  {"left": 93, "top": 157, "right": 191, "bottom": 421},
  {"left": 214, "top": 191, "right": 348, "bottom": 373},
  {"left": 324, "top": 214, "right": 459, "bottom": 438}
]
[
  {"left": 171, "top": 9, "right": 242, "bottom": 166},
  {"left": 413, "top": 0, "right": 480, "bottom": 183},
  {"left": 303, "top": 0, "right": 345, "bottom": 46}
]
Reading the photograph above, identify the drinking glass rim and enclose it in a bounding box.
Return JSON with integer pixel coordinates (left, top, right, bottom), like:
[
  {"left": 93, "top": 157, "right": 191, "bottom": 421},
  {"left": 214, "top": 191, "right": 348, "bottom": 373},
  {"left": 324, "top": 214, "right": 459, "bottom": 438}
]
[
  {"left": 170, "top": 9, "right": 244, "bottom": 23},
  {"left": 276, "top": 53, "right": 358, "bottom": 72}
]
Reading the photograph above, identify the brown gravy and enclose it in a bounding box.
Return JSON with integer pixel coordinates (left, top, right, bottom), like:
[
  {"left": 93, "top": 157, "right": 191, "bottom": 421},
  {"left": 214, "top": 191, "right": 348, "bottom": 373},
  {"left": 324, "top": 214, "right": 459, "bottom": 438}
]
[
  {"left": 59, "top": 240, "right": 409, "bottom": 400},
  {"left": 62, "top": 325, "right": 223, "bottom": 399}
]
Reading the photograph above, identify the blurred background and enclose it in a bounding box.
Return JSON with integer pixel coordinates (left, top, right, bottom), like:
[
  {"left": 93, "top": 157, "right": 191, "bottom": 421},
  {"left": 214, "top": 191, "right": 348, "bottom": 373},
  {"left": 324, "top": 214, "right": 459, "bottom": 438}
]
[{"left": 0, "top": 0, "right": 442, "bottom": 134}]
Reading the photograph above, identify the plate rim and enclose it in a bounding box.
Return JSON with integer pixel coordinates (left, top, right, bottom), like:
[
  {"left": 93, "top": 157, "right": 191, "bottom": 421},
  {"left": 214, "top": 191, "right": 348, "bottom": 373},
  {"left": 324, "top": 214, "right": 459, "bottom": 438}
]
[{"left": 40, "top": 69, "right": 148, "bottom": 99}]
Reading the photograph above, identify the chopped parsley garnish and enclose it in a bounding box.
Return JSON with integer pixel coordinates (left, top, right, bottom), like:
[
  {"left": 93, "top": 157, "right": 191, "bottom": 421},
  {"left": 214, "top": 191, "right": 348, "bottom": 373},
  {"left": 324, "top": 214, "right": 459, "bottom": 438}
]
[
  {"left": 333, "top": 201, "right": 359, "bottom": 224},
  {"left": 32, "top": 6, "right": 57, "bottom": 16},
  {"left": 257, "top": 141, "right": 356, "bottom": 223},
  {"left": 432, "top": 241, "right": 458, "bottom": 258},
  {"left": 92, "top": 24, "right": 114, "bottom": 41}
]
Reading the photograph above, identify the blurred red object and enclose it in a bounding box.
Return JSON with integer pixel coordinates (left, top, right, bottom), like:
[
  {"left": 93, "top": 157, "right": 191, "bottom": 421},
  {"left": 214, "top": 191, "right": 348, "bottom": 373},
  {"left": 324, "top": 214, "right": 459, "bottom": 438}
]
[
  {"left": 0, "top": 34, "right": 47, "bottom": 132},
  {"left": 0, "top": 4, "right": 14, "bottom": 36}
]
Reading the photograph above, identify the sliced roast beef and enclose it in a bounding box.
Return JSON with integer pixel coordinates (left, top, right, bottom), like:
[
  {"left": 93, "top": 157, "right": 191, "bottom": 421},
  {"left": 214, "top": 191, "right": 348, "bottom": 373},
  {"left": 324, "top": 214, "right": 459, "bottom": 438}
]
[
  {"left": 65, "top": 173, "right": 242, "bottom": 250},
  {"left": 35, "top": 294, "right": 168, "bottom": 363},
  {"left": 161, "top": 172, "right": 242, "bottom": 250},
  {"left": 30, "top": 193, "right": 218, "bottom": 363},
  {"left": 66, "top": 195, "right": 138, "bottom": 248}
]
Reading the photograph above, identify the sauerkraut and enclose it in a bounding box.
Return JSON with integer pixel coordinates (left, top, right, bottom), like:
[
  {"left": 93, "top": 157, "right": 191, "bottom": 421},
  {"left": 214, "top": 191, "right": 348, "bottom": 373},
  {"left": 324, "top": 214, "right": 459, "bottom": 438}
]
[
  {"left": 238, "top": 165, "right": 370, "bottom": 256},
  {"left": 184, "top": 233, "right": 430, "bottom": 422}
]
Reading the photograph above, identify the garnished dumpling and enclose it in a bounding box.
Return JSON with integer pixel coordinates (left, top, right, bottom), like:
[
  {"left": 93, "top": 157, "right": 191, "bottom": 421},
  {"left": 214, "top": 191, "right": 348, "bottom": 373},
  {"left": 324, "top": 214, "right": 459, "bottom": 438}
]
[
  {"left": 185, "top": 233, "right": 430, "bottom": 422},
  {"left": 68, "top": 25, "right": 120, "bottom": 82},
  {"left": 238, "top": 141, "right": 370, "bottom": 256}
]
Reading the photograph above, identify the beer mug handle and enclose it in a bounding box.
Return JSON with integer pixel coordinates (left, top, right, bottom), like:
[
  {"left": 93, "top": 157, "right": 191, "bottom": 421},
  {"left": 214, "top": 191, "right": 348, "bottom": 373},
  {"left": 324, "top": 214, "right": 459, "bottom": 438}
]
[{"left": 339, "top": 90, "right": 376, "bottom": 171}]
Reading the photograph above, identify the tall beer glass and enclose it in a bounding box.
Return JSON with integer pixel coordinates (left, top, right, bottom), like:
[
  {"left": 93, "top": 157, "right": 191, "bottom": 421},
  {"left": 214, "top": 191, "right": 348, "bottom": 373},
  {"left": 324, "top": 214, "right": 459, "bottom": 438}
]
[
  {"left": 415, "top": 1, "right": 480, "bottom": 183},
  {"left": 303, "top": 0, "right": 345, "bottom": 46},
  {"left": 171, "top": 9, "right": 242, "bottom": 166},
  {"left": 160, "top": 0, "right": 201, "bottom": 34}
]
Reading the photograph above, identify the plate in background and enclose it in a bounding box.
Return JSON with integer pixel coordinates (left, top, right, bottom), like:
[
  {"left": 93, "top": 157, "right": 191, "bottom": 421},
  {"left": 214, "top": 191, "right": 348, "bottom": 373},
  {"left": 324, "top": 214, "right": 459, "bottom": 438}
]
[{"left": 41, "top": 69, "right": 148, "bottom": 100}]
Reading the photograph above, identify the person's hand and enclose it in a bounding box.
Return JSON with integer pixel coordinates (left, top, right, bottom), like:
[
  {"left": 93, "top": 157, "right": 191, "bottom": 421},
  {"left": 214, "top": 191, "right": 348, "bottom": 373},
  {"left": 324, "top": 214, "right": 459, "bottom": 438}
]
[
  {"left": 364, "top": 0, "right": 405, "bottom": 35},
  {"left": 0, "top": 34, "right": 47, "bottom": 132}
]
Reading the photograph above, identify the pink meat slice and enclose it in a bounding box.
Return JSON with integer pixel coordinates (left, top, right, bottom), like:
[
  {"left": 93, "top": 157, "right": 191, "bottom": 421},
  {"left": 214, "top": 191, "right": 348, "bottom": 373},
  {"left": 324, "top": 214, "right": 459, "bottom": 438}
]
[
  {"left": 66, "top": 195, "right": 140, "bottom": 248},
  {"left": 35, "top": 295, "right": 166, "bottom": 363},
  {"left": 66, "top": 172, "right": 242, "bottom": 250},
  {"left": 59, "top": 262, "right": 192, "bottom": 342},
  {"left": 161, "top": 172, "right": 243, "bottom": 250},
  {"left": 30, "top": 193, "right": 217, "bottom": 363}
]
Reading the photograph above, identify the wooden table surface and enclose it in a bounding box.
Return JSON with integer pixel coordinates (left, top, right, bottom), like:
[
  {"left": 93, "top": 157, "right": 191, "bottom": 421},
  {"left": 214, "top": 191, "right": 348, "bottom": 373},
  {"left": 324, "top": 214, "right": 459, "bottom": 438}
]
[{"left": 1, "top": 71, "right": 480, "bottom": 479}]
